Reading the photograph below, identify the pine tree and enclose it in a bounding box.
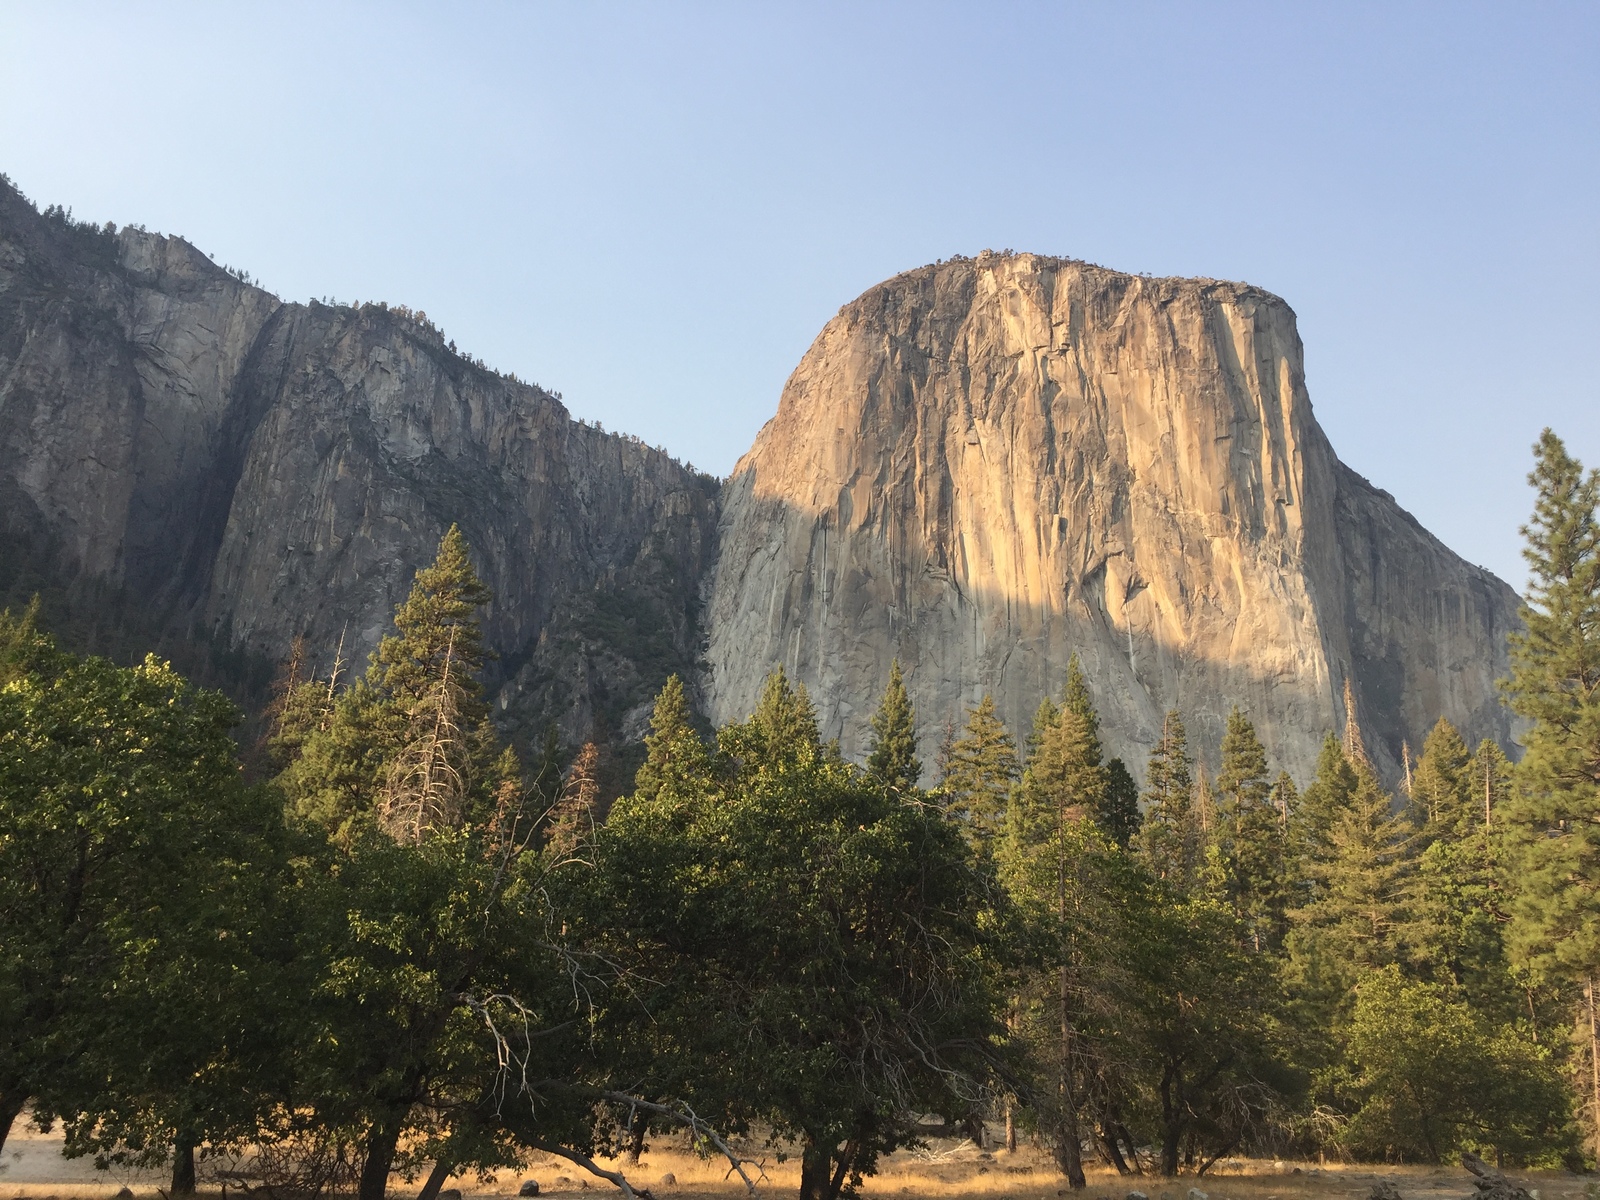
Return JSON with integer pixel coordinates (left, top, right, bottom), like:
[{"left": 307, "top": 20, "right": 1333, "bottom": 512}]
[
  {"left": 939, "top": 694, "right": 1019, "bottom": 846},
  {"left": 1293, "top": 732, "right": 1359, "bottom": 871},
  {"left": 373, "top": 524, "right": 491, "bottom": 719},
  {"left": 734, "top": 665, "right": 822, "bottom": 769},
  {"left": 633, "top": 675, "right": 709, "bottom": 802},
  {"left": 1471, "top": 738, "right": 1515, "bottom": 837},
  {"left": 1287, "top": 754, "right": 1419, "bottom": 1016},
  {"left": 1014, "top": 657, "right": 1110, "bottom": 835},
  {"left": 1411, "top": 717, "right": 1473, "bottom": 833},
  {"left": 1138, "top": 710, "right": 1195, "bottom": 886},
  {"left": 998, "top": 657, "right": 1112, "bottom": 1188},
  {"left": 1100, "top": 758, "right": 1141, "bottom": 849},
  {"left": 866, "top": 659, "right": 921, "bottom": 791},
  {"left": 1500, "top": 432, "right": 1600, "bottom": 1156},
  {"left": 1270, "top": 771, "right": 1298, "bottom": 832},
  {"left": 1215, "top": 708, "right": 1289, "bottom": 952}
]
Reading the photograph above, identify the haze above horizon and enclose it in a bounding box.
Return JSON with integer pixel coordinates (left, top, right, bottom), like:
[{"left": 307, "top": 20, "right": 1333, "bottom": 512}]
[{"left": 1, "top": 2, "right": 1594, "bottom": 588}]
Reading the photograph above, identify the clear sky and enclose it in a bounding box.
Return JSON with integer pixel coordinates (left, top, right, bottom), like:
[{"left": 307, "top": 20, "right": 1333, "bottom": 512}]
[{"left": 2, "top": 2, "right": 1595, "bottom": 588}]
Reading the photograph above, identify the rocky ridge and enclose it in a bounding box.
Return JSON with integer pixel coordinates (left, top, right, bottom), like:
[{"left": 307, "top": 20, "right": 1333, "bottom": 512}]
[
  {"left": 706, "top": 253, "right": 1519, "bottom": 782},
  {"left": 0, "top": 179, "right": 1521, "bottom": 784},
  {"left": 0, "top": 180, "right": 718, "bottom": 767}
]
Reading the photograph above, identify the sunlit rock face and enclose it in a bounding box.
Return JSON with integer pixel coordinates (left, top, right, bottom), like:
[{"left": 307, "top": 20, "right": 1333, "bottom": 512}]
[
  {"left": 0, "top": 173, "right": 1519, "bottom": 784},
  {"left": 705, "top": 253, "right": 1519, "bottom": 782}
]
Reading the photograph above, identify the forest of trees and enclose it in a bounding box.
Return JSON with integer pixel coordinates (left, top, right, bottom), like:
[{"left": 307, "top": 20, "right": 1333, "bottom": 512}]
[{"left": 3, "top": 429, "right": 1600, "bottom": 1200}]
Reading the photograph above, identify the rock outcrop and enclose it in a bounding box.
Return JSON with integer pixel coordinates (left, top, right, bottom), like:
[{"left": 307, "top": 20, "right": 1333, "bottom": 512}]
[
  {"left": 0, "top": 181, "right": 719, "bottom": 763},
  {"left": 705, "top": 254, "right": 1519, "bottom": 781},
  {"left": 0, "top": 176, "right": 1521, "bottom": 785}
]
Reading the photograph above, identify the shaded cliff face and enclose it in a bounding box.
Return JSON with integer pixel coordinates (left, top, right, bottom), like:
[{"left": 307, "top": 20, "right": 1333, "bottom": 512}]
[
  {"left": 0, "top": 183, "right": 719, "bottom": 760},
  {"left": 706, "top": 254, "right": 1519, "bottom": 783}
]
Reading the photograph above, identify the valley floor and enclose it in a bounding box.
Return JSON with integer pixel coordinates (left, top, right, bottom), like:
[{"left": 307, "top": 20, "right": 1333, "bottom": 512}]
[{"left": 2, "top": 1126, "right": 1592, "bottom": 1200}]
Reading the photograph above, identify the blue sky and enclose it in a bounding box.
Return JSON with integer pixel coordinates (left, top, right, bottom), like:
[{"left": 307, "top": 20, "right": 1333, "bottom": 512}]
[{"left": 2, "top": 2, "right": 1595, "bottom": 587}]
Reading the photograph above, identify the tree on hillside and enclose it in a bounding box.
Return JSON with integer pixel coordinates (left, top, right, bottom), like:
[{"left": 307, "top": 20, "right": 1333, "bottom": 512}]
[
  {"left": 1500, "top": 430, "right": 1600, "bottom": 1155},
  {"left": 939, "top": 694, "right": 1020, "bottom": 848},
  {"left": 866, "top": 659, "right": 921, "bottom": 792}
]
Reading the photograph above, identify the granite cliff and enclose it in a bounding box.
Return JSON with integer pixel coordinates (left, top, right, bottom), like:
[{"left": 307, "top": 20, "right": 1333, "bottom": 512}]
[
  {"left": 0, "top": 176, "right": 1520, "bottom": 783},
  {"left": 0, "top": 180, "right": 718, "bottom": 767},
  {"left": 705, "top": 254, "right": 1519, "bottom": 782}
]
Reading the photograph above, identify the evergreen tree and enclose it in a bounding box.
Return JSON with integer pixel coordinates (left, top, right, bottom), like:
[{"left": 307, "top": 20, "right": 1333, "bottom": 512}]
[
  {"left": 632, "top": 674, "right": 710, "bottom": 803},
  {"left": 1138, "top": 710, "right": 1195, "bottom": 886},
  {"left": 1293, "top": 732, "right": 1360, "bottom": 874},
  {"left": 272, "top": 529, "right": 578, "bottom": 1200},
  {"left": 866, "top": 659, "right": 921, "bottom": 791},
  {"left": 1270, "top": 771, "right": 1298, "bottom": 832},
  {"left": 939, "top": 694, "right": 1019, "bottom": 846},
  {"left": 1100, "top": 758, "right": 1141, "bottom": 849},
  {"left": 1286, "top": 754, "right": 1419, "bottom": 1020},
  {"left": 1500, "top": 431, "right": 1600, "bottom": 1155},
  {"left": 998, "top": 656, "right": 1110, "bottom": 1187},
  {"left": 1215, "top": 708, "right": 1289, "bottom": 952},
  {"left": 1471, "top": 738, "right": 1515, "bottom": 838},
  {"left": 1412, "top": 718, "right": 1474, "bottom": 833}
]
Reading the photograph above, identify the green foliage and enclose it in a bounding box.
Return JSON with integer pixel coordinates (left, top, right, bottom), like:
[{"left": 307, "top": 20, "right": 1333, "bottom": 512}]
[
  {"left": 938, "top": 694, "right": 1019, "bottom": 848},
  {"left": 865, "top": 659, "right": 921, "bottom": 792},
  {"left": 0, "top": 629, "right": 285, "bottom": 1165},
  {"left": 1412, "top": 717, "right": 1474, "bottom": 833},
  {"left": 1335, "top": 968, "right": 1575, "bottom": 1165},
  {"left": 597, "top": 668, "right": 1001, "bottom": 1200},
  {"left": 270, "top": 528, "right": 584, "bottom": 1200},
  {"left": 1100, "top": 757, "right": 1141, "bottom": 850},
  {"left": 1138, "top": 709, "right": 1196, "bottom": 887},
  {"left": 1286, "top": 751, "right": 1418, "bottom": 1022},
  {"left": 1502, "top": 430, "right": 1600, "bottom": 984},
  {"left": 1214, "top": 709, "right": 1291, "bottom": 953}
]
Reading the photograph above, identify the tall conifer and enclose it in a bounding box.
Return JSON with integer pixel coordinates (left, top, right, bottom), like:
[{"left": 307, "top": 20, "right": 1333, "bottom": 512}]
[
  {"left": 1139, "top": 710, "right": 1195, "bottom": 886},
  {"left": 866, "top": 659, "right": 921, "bottom": 792},
  {"left": 940, "top": 694, "right": 1019, "bottom": 846},
  {"left": 1216, "top": 708, "right": 1289, "bottom": 951},
  {"left": 1502, "top": 432, "right": 1600, "bottom": 986}
]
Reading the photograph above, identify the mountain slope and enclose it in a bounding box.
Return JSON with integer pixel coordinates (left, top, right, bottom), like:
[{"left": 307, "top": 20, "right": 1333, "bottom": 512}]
[
  {"left": 0, "top": 180, "right": 719, "bottom": 766},
  {"left": 704, "top": 253, "right": 1519, "bottom": 781}
]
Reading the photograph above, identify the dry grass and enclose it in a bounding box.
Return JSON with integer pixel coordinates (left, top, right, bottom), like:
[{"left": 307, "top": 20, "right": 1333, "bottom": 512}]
[{"left": 5, "top": 1128, "right": 1596, "bottom": 1200}]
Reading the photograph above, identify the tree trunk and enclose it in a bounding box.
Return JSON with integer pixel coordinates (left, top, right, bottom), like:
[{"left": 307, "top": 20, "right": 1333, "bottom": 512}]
[
  {"left": 417, "top": 1159, "right": 454, "bottom": 1200},
  {"left": 799, "top": 1138, "right": 835, "bottom": 1200},
  {"left": 1116, "top": 1124, "right": 1144, "bottom": 1175},
  {"left": 0, "top": 1089, "right": 26, "bottom": 1162},
  {"left": 1004, "top": 1101, "right": 1017, "bottom": 1153},
  {"left": 1158, "top": 1069, "right": 1182, "bottom": 1178},
  {"left": 171, "top": 1132, "right": 198, "bottom": 1195},
  {"left": 624, "top": 1121, "right": 646, "bottom": 1166},
  {"left": 1056, "top": 964, "right": 1086, "bottom": 1189},
  {"left": 1588, "top": 977, "right": 1600, "bottom": 1162},
  {"left": 358, "top": 1118, "right": 405, "bottom": 1200},
  {"left": 1101, "top": 1121, "right": 1131, "bottom": 1174}
]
